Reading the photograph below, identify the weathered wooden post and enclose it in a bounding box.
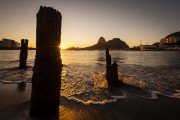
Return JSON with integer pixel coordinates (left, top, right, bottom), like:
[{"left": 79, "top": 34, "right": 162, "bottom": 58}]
[
  {"left": 30, "top": 6, "right": 62, "bottom": 117},
  {"left": 106, "top": 48, "right": 111, "bottom": 85},
  {"left": 19, "top": 39, "right": 28, "bottom": 69},
  {"left": 105, "top": 48, "right": 123, "bottom": 87},
  {"left": 109, "top": 62, "right": 120, "bottom": 85}
]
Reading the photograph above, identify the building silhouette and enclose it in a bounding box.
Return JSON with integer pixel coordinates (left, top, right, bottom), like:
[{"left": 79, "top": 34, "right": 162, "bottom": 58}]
[{"left": 0, "top": 39, "right": 20, "bottom": 48}]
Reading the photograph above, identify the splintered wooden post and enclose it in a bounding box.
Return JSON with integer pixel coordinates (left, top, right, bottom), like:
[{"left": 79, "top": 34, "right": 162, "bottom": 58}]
[
  {"left": 19, "top": 39, "right": 28, "bottom": 69},
  {"left": 106, "top": 48, "right": 111, "bottom": 84},
  {"left": 105, "top": 48, "right": 123, "bottom": 87},
  {"left": 109, "top": 62, "right": 119, "bottom": 83},
  {"left": 30, "top": 6, "right": 62, "bottom": 117}
]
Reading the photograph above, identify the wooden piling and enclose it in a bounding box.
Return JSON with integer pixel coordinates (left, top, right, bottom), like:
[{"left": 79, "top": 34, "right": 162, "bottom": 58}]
[
  {"left": 19, "top": 39, "right": 28, "bottom": 69},
  {"left": 105, "top": 48, "right": 123, "bottom": 87},
  {"left": 109, "top": 62, "right": 120, "bottom": 85},
  {"left": 106, "top": 48, "right": 111, "bottom": 85},
  {"left": 30, "top": 6, "right": 62, "bottom": 117}
]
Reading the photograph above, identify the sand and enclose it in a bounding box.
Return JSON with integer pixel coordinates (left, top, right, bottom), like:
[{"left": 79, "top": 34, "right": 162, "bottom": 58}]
[{"left": 0, "top": 83, "right": 180, "bottom": 120}]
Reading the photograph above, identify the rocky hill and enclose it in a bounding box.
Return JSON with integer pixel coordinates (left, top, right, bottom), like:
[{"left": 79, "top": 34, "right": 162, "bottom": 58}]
[
  {"left": 66, "top": 37, "right": 129, "bottom": 50},
  {"left": 97, "top": 37, "right": 106, "bottom": 44},
  {"left": 166, "top": 31, "right": 180, "bottom": 38},
  {"left": 82, "top": 37, "right": 129, "bottom": 50}
]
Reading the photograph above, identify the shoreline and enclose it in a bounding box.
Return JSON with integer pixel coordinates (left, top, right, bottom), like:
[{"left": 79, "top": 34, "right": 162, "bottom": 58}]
[
  {"left": 0, "top": 49, "right": 180, "bottom": 51},
  {"left": 0, "top": 48, "right": 36, "bottom": 50},
  {"left": 0, "top": 83, "right": 180, "bottom": 120}
]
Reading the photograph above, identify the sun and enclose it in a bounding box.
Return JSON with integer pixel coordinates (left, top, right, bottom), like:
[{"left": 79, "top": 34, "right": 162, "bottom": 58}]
[{"left": 59, "top": 45, "right": 64, "bottom": 49}]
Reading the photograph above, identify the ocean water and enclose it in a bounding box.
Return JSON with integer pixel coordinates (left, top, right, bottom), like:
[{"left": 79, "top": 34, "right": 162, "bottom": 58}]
[{"left": 0, "top": 50, "right": 180, "bottom": 105}]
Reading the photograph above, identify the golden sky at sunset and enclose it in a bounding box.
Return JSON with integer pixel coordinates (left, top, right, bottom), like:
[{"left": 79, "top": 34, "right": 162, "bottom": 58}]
[{"left": 0, "top": 0, "right": 180, "bottom": 48}]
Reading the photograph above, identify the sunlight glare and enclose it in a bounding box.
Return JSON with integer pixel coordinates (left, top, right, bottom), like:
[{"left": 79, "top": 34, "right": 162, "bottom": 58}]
[{"left": 59, "top": 45, "right": 64, "bottom": 49}]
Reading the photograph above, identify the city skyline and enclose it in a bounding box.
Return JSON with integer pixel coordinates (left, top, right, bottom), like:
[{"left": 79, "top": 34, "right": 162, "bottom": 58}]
[{"left": 0, "top": 0, "right": 180, "bottom": 48}]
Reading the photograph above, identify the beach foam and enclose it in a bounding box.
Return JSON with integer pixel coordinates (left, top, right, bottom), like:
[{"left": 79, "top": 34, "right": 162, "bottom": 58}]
[
  {"left": 1, "top": 60, "right": 180, "bottom": 107},
  {"left": 63, "top": 91, "right": 127, "bottom": 105},
  {"left": 172, "top": 90, "right": 180, "bottom": 99}
]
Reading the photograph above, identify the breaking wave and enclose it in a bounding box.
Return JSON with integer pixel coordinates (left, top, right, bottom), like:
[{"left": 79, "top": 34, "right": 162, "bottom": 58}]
[{"left": 1, "top": 50, "right": 180, "bottom": 105}]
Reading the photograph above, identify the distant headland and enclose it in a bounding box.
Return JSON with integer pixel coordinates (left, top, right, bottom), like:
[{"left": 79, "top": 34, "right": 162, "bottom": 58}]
[
  {"left": 66, "top": 31, "right": 180, "bottom": 51},
  {"left": 131, "top": 31, "right": 180, "bottom": 51},
  {"left": 66, "top": 37, "right": 129, "bottom": 50}
]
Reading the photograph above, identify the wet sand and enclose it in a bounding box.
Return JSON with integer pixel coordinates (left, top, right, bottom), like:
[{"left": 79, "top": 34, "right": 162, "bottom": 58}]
[{"left": 0, "top": 83, "right": 180, "bottom": 120}]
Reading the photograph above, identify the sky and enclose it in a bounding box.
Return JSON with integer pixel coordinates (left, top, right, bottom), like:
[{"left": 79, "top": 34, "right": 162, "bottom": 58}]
[{"left": 0, "top": 0, "right": 180, "bottom": 48}]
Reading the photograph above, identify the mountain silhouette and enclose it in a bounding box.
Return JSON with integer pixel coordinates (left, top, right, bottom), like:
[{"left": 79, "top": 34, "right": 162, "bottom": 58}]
[
  {"left": 81, "top": 37, "right": 129, "bottom": 50},
  {"left": 97, "top": 37, "right": 106, "bottom": 44},
  {"left": 166, "top": 31, "right": 180, "bottom": 38},
  {"left": 66, "top": 37, "right": 129, "bottom": 50}
]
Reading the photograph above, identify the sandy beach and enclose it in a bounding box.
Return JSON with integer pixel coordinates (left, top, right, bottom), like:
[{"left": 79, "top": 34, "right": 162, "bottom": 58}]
[{"left": 0, "top": 82, "right": 179, "bottom": 120}]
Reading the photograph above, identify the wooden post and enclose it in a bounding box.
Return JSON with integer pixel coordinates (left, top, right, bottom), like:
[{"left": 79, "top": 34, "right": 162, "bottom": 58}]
[
  {"left": 109, "top": 62, "right": 120, "bottom": 85},
  {"left": 106, "top": 48, "right": 111, "bottom": 85},
  {"left": 105, "top": 48, "right": 123, "bottom": 87},
  {"left": 30, "top": 6, "right": 62, "bottom": 117},
  {"left": 19, "top": 39, "right": 28, "bottom": 69}
]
